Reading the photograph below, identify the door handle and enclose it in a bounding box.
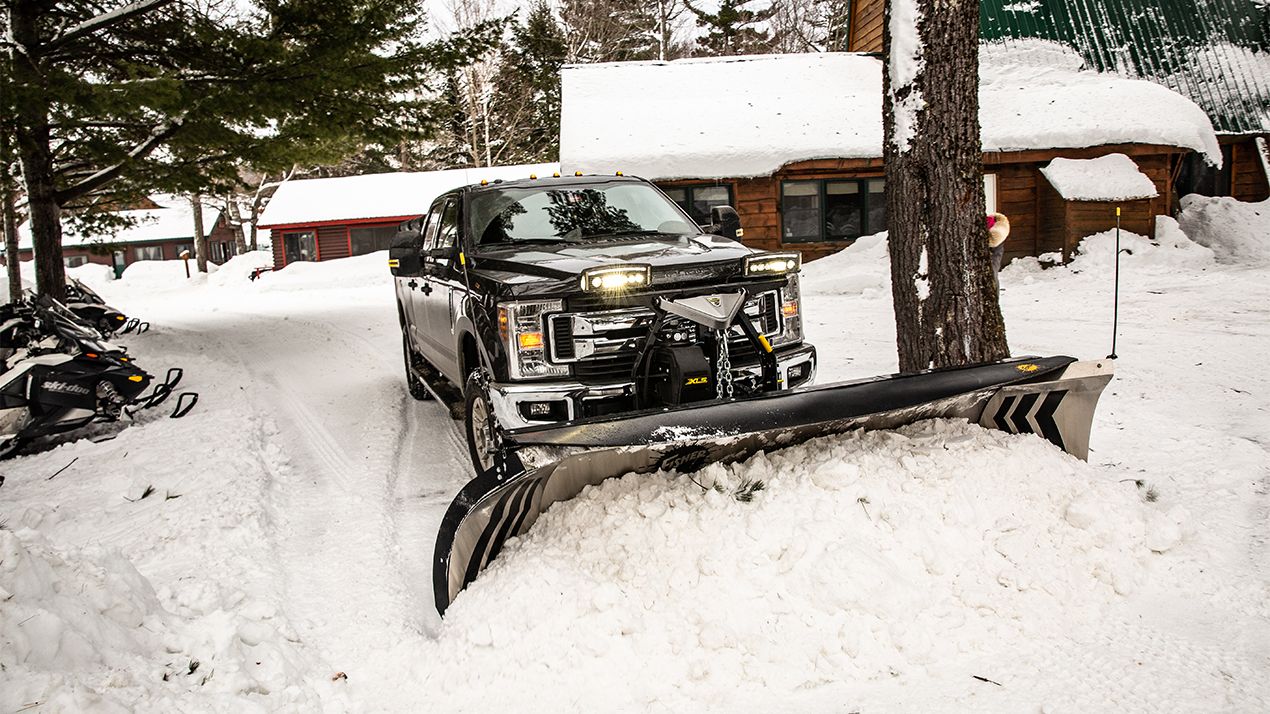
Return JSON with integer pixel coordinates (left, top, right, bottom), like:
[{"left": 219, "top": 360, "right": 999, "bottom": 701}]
[
  {"left": 406, "top": 279, "right": 418, "bottom": 290},
  {"left": 421, "top": 283, "right": 433, "bottom": 295}
]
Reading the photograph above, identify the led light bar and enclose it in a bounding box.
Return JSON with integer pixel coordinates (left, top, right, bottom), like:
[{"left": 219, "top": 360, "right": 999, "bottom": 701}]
[
  {"left": 743, "top": 252, "right": 802, "bottom": 278},
  {"left": 580, "top": 264, "right": 651, "bottom": 292}
]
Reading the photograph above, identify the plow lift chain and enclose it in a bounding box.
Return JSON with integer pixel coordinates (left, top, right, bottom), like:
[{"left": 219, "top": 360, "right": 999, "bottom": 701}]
[
  {"left": 127, "top": 367, "right": 200, "bottom": 419},
  {"left": 715, "top": 330, "right": 733, "bottom": 400}
]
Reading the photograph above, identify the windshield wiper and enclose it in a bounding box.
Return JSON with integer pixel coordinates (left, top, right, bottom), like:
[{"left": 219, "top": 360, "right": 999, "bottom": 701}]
[{"left": 586, "top": 230, "right": 684, "bottom": 239}]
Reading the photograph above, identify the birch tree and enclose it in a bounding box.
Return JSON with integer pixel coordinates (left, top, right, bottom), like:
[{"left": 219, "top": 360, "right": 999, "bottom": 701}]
[{"left": 882, "top": 0, "right": 1008, "bottom": 372}]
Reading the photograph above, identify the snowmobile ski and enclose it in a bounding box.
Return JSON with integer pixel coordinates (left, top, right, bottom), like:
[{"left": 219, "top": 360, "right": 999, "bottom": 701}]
[{"left": 432, "top": 355, "right": 1113, "bottom": 614}]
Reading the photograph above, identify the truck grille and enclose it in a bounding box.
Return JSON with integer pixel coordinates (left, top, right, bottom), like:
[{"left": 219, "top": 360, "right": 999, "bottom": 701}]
[{"left": 551, "top": 291, "right": 782, "bottom": 385}]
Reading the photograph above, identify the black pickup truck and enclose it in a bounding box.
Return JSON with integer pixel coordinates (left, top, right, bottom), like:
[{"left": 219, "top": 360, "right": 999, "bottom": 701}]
[{"left": 389, "top": 174, "right": 817, "bottom": 472}]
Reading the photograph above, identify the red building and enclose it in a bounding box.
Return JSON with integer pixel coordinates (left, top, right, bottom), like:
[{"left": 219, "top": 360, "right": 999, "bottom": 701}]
[{"left": 257, "top": 163, "right": 558, "bottom": 271}]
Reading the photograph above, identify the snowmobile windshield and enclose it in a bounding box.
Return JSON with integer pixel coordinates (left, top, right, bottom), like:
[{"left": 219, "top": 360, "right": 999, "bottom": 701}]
[
  {"left": 470, "top": 182, "right": 699, "bottom": 247},
  {"left": 35, "top": 297, "right": 109, "bottom": 352}
]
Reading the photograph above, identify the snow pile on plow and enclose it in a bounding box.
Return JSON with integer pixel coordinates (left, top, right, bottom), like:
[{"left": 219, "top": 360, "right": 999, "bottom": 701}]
[{"left": 419, "top": 419, "right": 1175, "bottom": 710}]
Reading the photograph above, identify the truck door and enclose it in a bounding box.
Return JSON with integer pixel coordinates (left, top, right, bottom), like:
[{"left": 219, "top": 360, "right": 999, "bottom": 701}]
[
  {"left": 404, "top": 201, "right": 444, "bottom": 357},
  {"left": 421, "top": 196, "right": 463, "bottom": 380}
]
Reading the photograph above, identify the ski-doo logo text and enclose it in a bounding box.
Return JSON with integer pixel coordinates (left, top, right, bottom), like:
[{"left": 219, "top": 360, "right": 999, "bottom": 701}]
[{"left": 42, "top": 381, "right": 91, "bottom": 396}]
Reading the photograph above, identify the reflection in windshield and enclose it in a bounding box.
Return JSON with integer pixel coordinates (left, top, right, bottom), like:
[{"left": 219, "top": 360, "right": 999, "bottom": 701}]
[{"left": 471, "top": 182, "right": 698, "bottom": 246}]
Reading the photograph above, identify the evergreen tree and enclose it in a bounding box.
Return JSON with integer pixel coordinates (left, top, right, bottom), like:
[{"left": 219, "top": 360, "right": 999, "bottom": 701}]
[
  {"left": 685, "top": 0, "right": 775, "bottom": 56},
  {"left": 3, "top": 0, "right": 500, "bottom": 294},
  {"left": 490, "top": 1, "right": 567, "bottom": 164}
]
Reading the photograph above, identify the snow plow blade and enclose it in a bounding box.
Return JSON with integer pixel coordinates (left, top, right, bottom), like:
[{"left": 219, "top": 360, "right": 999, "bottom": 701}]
[{"left": 433, "top": 356, "right": 1113, "bottom": 614}]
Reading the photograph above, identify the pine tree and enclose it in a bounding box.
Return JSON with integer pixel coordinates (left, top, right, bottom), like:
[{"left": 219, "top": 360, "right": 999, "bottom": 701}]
[
  {"left": 685, "top": 0, "right": 775, "bottom": 56},
  {"left": 3, "top": 0, "right": 501, "bottom": 294},
  {"left": 490, "top": 1, "right": 567, "bottom": 165}
]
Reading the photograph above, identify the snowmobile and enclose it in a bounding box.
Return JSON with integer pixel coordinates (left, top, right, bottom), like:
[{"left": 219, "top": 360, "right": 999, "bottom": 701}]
[
  {"left": 64, "top": 277, "right": 148, "bottom": 335},
  {"left": 0, "top": 294, "right": 195, "bottom": 462}
]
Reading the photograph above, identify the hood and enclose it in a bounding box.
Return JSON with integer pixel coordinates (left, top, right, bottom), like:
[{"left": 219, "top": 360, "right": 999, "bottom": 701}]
[{"left": 471, "top": 234, "right": 755, "bottom": 283}]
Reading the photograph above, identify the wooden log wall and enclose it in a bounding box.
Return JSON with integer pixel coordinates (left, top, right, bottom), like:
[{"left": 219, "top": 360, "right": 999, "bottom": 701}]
[
  {"left": 848, "top": 0, "right": 885, "bottom": 53},
  {"left": 1229, "top": 137, "right": 1270, "bottom": 202}
]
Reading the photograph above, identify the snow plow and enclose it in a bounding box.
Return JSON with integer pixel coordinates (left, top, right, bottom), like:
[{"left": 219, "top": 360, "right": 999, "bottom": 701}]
[{"left": 433, "top": 355, "right": 1113, "bottom": 614}]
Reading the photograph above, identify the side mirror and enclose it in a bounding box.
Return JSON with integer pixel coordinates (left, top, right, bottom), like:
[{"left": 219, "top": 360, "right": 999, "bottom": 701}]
[
  {"left": 389, "top": 230, "right": 422, "bottom": 276},
  {"left": 710, "top": 206, "right": 743, "bottom": 241}
]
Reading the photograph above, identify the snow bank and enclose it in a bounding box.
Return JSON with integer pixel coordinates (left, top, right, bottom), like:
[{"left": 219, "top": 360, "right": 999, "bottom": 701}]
[
  {"left": 1001, "top": 215, "right": 1216, "bottom": 286},
  {"left": 1177, "top": 195, "right": 1270, "bottom": 265},
  {"left": 1040, "top": 154, "right": 1159, "bottom": 201},
  {"left": 800, "top": 231, "right": 890, "bottom": 297},
  {"left": 418, "top": 420, "right": 1165, "bottom": 709},
  {"left": 250, "top": 251, "right": 391, "bottom": 293},
  {"left": 117, "top": 259, "right": 217, "bottom": 292},
  {"left": 207, "top": 251, "right": 273, "bottom": 287}
]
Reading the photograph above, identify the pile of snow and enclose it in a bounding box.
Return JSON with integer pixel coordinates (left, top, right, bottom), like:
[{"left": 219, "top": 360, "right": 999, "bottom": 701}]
[
  {"left": 1040, "top": 154, "right": 1159, "bottom": 201},
  {"left": 800, "top": 231, "right": 890, "bottom": 297},
  {"left": 1002, "top": 216, "right": 1216, "bottom": 285},
  {"left": 249, "top": 251, "right": 391, "bottom": 293},
  {"left": 117, "top": 258, "right": 217, "bottom": 292},
  {"left": 67, "top": 262, "right": 116, "bottom": 287},
  {"left": 560, "top": 45, "right": 1220, "bottom": 180},
  {"left": 1177, "top": 195, "right": 1270, "bottom": 265},
  {"left": 417, "top": 420, "right": 1172, "bottom": 709},
  {"left": 207, "top": 251, "right": 273, "bottom": 287}
]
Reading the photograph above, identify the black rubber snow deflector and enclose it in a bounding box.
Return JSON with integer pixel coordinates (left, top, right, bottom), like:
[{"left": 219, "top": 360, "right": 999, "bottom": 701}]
[{"left": 433, "top": 355, "right": 1113, "bottom": 615}]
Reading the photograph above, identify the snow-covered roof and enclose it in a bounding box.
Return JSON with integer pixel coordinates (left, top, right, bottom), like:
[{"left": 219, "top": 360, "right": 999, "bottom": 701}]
[
  {"left": 258, "top": 163, "right": 560, "bottom": 228},
  {"left": 1040, "top": 153, "right": 1159, "bottom": 202},
  {"left": 18, "top": 204, "right": 221, "bottom": 250},
  {"left": 560, "top": 49, "right": 1221, "bottom": 181}
]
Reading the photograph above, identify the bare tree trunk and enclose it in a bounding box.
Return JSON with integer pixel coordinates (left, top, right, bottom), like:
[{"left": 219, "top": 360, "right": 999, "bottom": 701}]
[
  {"left": 191, "top": 194, "right": 208, "bottom": 273},
  {"left": 227, "top": 195, "right": 248, "bottom": 254},
  {"left": 10, "top": 1, "right": 67, "bottom": 301},
  {"left": 2, "top": 130, "right": 22, "bottom": 303},
  {"left": 883, "top": 0, "right": 1007, "bottom": 373}
]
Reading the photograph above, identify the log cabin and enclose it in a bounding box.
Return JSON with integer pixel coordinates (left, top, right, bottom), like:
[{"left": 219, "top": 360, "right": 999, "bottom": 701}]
[{"left": 559, "top": 50, "right": 1223, "bottom": 265}]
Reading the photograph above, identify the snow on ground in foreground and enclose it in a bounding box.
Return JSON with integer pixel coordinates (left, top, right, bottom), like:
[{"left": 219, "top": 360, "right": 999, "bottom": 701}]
[{"left": 2, "top": 201, "right": 1270, "bottom": 711}]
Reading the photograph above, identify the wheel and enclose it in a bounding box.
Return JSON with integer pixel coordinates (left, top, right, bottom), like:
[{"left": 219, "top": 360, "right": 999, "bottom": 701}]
[
  {"left": 464, "top": 371, "right": 501, "bottom": 474},
  {"left": 402, "top": 331, "right": 433, "bottom": 401}
]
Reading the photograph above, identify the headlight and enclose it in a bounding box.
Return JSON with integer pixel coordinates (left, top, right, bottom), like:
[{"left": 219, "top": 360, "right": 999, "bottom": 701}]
[
  {"left": 771, "top": 274, "right": 803, "bottom": 347},
  {"left": 498, "top": 300, "right": 568, "bottom": 380},
  {"left": 580, "top": 264, "right": 650, "bottom": 292},
  {"left": 743, "top": 252, "right": 801, "bottom": 277}
]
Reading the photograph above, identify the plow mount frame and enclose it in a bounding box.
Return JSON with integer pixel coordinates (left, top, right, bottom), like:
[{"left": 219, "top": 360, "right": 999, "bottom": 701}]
[{"left": 432, "top": 356, "right": 1114, "bottom": 615}]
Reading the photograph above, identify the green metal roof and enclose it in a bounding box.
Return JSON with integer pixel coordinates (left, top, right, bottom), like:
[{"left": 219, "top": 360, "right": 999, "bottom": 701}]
[{"left": 980, "top": 0, "right": 1270, "bottom": 134}]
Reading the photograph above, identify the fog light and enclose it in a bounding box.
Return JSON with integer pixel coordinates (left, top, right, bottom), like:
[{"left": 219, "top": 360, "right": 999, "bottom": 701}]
[
  {"left": 519, "top": 400, "right": 568, "bottom": 422},
  {"left": 743, "top": 252, "right": 801, "bottom": 277},
  {"left": 580, "top": 264, "right": 650, "bottom": 292},
  {"left": 787, "top": 363, "right": 809, "bottom": 386}
]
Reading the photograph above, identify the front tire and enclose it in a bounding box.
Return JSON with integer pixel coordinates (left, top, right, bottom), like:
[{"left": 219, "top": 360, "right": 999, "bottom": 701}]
[
  {"left": 464, "top": 371, "right": 501, "bottom": 474},
  {"left": 403, "top": 331, "right": 433, "bottom": 401}
]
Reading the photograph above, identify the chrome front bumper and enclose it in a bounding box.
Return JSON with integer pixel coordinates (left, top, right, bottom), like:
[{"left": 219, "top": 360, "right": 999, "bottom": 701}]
[{"left": 489, "top": 343, "right": 818, "bottom": 430}]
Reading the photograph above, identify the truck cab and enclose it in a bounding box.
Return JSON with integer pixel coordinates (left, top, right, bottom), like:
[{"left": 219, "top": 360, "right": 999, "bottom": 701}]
[{"left": 390, "top": 174, "right": 816, "bottom": 473}]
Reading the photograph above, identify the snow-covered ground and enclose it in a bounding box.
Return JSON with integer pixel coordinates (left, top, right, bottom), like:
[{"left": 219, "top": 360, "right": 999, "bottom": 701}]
[{"left": 2, "top": 197, "right": 1268, "bottom": 711}]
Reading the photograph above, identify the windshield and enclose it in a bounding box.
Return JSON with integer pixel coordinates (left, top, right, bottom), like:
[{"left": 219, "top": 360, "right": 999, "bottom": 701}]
[{"left": 470, "top": 182, "right": 699, "bottom": 246}]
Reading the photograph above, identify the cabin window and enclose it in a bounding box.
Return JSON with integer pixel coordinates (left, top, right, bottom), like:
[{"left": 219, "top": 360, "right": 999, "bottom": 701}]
[
  {"left": 133, "top": 245, "right": 164, "bottom": 261},
  {"left": 64, "top": 255, "right": 88, "bottom": 268},
  {"left": 283, "top": 231, "right": 317, "bottom": 264},
  {"left": 781, "top": 178, "right": 887, "bottom": 243},
  {"left": 661, "top": 184, "right": 735, "bottom": 225},
  {"left": 350, "top": 225, "right": 397, "bottom": 256}
]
